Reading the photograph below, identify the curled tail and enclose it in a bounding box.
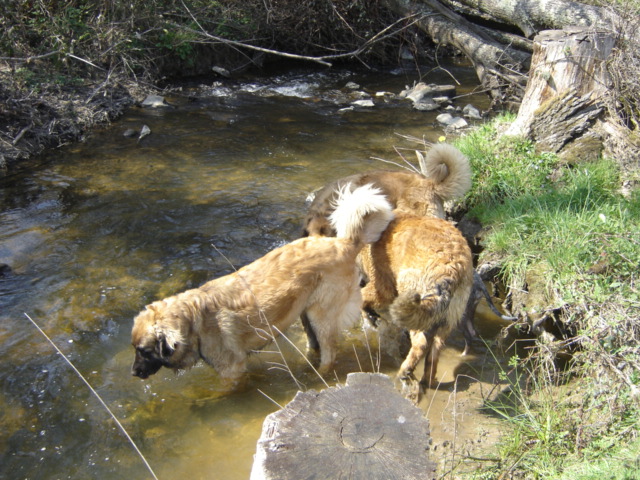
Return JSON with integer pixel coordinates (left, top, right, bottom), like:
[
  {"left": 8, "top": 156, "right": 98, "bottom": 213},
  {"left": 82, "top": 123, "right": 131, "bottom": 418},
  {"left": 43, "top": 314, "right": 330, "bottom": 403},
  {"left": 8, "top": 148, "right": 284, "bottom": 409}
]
[
  {"left": 389, "top": 289, "right": 451, "bottom": 333},
  {"left": 416, "top": 143, "right": 472, "bottom": 201},
  {"left": 389, "top": 278, "right": 469, "bottom": 334},
  {"left": 329, "top": 183, "right": 394, "bottom": 245}
]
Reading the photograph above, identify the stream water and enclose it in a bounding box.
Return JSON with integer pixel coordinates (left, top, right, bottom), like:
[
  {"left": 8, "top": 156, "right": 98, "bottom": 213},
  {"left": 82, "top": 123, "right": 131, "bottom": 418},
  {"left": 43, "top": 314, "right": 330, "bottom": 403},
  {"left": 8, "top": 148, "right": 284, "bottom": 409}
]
[{"left": 0, "top": 62, "right": 511, "bottom": 479}]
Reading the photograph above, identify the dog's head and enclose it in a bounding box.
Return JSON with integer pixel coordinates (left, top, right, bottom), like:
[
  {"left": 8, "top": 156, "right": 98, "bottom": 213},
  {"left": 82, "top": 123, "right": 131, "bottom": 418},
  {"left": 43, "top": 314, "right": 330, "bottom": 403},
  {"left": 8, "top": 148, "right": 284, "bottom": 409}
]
[
  {"left": 302, "top": 214, "right": 336, "bottom": 237},
  {"left": 131, "top": 303, "right": 186, "bottom": 379}
]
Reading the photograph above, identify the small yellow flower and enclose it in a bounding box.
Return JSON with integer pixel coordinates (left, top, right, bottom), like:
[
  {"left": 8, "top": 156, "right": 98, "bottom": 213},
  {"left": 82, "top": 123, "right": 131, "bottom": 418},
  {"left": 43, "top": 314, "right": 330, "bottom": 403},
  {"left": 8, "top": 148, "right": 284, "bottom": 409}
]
[{"left": 438, "top": 136, "right": 446, "bottom": 142}]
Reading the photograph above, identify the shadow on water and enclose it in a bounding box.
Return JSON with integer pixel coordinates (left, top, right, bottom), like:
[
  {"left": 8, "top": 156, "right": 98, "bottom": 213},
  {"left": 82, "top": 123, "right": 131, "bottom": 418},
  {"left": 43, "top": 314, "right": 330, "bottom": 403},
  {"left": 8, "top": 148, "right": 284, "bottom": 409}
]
[{"left": 0, "top": 63, "right": 504, "bottom": 479}]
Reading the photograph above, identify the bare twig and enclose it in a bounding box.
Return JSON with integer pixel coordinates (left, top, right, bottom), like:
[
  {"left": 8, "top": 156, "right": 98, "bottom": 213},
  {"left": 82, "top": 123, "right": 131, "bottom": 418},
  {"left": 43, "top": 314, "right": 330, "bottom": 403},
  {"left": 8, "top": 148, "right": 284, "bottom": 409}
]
[
  {"left": 178, "top": 0, "right": 422, "bottom": 68},
  {"left": 0, "top": 50, "right": 62, "bottom": 62},
  {"left": 257, "top": 389, "right": 284, "bottom": 409},
  {"left": 12, "top": 126, "right": 30, "bottom": 146}
]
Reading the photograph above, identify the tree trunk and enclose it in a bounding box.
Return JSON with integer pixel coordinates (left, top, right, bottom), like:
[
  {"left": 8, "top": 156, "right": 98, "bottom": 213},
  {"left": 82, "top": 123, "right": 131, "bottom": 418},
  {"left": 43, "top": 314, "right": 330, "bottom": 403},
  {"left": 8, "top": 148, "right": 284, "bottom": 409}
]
[
  {"left": 251, "top": 373, "right": 436, "bottom": 480},
  {"left": 383, "top": 0, "right": 531, "bottom": 105},
  {"left": 440, "top": 0, "right": 618, "bottom": 38},
  {"left": 505, "top": 27, "right": 615, "bottom": 160}
]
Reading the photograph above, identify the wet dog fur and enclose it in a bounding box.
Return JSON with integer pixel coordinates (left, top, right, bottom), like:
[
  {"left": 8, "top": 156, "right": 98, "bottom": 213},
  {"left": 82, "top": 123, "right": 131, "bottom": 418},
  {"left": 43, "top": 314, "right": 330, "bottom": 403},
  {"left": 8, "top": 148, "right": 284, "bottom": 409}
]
[
  {"left": 131, "top": 184, "right": 394, "bottom": 382},
  {"left": 358, "top": 211, "right": 473, "bottom": 400}
]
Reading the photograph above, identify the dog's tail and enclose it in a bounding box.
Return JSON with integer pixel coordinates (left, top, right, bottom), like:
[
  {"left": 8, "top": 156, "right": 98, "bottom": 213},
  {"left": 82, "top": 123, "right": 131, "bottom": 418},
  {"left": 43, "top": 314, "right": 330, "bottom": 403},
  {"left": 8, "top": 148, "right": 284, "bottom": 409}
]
[
  {"left": 389, "top": 278, "right": 468, "bottom": 333},
  {"left": 416, "top": 143, "right": 472, "bottom": 200},
  {"left": 329, "top": 183, "right": 394, "bottom": 245}
]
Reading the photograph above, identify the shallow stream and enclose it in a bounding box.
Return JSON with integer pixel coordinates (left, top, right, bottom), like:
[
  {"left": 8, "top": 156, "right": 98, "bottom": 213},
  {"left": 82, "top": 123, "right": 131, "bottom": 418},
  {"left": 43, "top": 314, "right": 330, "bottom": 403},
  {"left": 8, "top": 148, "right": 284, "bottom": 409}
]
[{"left": 0, "top": 63, "right": 512, "bottom": 479}]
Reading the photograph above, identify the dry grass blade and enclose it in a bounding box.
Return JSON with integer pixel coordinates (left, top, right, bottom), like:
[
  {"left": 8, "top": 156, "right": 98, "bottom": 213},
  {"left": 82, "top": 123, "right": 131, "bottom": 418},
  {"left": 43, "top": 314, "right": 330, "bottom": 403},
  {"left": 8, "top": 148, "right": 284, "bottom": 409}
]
[{"left": 24, "top": 313, "right": 160, "bottom": 480}]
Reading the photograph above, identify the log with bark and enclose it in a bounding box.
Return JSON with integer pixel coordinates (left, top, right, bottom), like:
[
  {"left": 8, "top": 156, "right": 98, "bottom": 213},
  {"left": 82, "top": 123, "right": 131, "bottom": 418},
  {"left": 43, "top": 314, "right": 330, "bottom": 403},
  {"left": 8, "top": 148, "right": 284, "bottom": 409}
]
[{"left": 382, "top": 0, "right": 619, "bottom": 108}]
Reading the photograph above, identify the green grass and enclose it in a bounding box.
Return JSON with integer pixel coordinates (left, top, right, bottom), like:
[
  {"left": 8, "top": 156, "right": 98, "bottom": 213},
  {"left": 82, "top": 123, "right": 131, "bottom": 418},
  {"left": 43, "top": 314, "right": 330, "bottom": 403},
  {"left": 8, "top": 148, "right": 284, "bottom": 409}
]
[
  {"left": 456, "top": 115, "right": 639, "bottom": 308},
  {"left": 479, "top": 351, "right": 640, "bottom": 480},
  {"left": 452, "top": 115, "right": 640, "bottom": 479},
  {"left": 557, "top": 437, "right": 640, "bottom": 479}
]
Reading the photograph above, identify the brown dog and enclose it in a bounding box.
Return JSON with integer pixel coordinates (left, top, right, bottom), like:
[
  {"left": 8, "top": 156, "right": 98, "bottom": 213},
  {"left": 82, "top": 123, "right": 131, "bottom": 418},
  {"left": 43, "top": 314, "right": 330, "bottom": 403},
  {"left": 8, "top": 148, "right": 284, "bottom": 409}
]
[
  {"left": 131, "top": 184, "right": 394, "bottom": 382},
  {"left": 301, "top": 143, "right": 513, "bottom": 353},
  {"left": 358, "top": 211, "right": 473, "bottom": 400},
  {"left": 302, "top": 143, "right": 471, "bottom": 238}
]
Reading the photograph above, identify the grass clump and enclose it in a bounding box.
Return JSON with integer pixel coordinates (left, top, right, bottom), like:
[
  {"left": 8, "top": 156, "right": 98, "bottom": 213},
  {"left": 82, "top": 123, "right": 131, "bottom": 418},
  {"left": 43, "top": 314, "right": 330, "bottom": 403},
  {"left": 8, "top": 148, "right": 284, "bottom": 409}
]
[
  {"left": 480, "top": 351, "right": 640, "bottom": 479},
  {"left": 457, "top": 114, "right": 638, "bottom": 310},
  {"left": 453, "top": 115, "right": 640, "bottom": 479}
]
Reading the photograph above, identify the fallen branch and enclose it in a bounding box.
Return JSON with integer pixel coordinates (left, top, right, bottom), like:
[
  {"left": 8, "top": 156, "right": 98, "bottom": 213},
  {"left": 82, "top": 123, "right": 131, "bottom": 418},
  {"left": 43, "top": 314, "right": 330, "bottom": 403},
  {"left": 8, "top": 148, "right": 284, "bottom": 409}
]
[{"left": 178, "top": 0, "right": 423, "bottom": 68}]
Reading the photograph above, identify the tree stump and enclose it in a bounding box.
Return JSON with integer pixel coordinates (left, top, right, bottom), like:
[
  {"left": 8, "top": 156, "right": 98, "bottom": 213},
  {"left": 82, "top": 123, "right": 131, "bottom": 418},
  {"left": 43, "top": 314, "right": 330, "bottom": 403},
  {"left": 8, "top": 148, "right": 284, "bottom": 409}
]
[
  {"left": 251, "top": 372, "right": 436, "bottom": 480},
  {"left": 506, "top": 27, "right": 616, "bottom": 161}
]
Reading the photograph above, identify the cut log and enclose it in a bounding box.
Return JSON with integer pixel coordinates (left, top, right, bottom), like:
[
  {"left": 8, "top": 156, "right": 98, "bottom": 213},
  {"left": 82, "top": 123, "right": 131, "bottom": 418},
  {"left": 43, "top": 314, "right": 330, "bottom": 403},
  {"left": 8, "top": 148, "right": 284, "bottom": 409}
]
[
  {"left": 505, "top": 27, "right": 616, "bottom": 159},
  {"left": 251, "top": 372, "right": 436, "bottom": 480}
]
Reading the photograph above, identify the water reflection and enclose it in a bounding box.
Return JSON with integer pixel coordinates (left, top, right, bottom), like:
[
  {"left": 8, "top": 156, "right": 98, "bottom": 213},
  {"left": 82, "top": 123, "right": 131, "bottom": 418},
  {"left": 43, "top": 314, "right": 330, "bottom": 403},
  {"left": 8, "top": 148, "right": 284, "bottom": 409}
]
[{"left": 0, "top": 65, "right": 498, "bottom": 479}]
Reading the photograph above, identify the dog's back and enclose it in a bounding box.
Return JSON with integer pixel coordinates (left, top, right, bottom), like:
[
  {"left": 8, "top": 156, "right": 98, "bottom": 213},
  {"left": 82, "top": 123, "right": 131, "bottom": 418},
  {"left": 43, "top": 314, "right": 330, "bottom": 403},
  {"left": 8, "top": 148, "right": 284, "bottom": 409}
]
[
  {"left": 302, "top": 143, "right": 471, "bottom": 237},
  {"left": 362, "top": 213, "right": 473, "bottom": 331}
]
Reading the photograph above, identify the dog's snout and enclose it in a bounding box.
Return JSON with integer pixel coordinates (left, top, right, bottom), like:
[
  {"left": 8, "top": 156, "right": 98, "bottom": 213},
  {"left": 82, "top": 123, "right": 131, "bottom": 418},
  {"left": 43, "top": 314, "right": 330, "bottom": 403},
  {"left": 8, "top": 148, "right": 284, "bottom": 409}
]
[
  {"left": 131, "top": 350, "right": 163, "bottom": 379},
  {"left": 132, "top": 366, "right": 149, "bottom": 379}
]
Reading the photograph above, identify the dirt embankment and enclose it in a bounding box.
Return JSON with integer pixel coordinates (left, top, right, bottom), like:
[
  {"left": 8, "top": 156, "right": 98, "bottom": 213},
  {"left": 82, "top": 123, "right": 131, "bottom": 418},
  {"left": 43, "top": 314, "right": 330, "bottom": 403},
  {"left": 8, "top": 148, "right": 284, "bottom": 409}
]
[{"left": 0, "top": 73, "right": 144, "bottom": 173}]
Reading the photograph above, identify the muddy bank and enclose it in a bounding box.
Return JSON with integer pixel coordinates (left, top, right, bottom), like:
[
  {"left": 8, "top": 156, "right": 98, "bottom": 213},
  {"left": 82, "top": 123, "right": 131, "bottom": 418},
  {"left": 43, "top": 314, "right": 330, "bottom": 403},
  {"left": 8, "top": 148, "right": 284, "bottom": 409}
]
[{"left": 0, "top": 73, "right": 143, "bottom": 174}]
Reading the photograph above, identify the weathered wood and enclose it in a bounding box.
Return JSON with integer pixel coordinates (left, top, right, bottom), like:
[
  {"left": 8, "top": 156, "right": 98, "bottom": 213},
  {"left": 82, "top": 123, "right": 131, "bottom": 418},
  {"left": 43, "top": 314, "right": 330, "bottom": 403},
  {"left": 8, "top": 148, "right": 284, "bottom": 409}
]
[
  {"left": 440, "top": 0, "right": 617, "bottom": 38},
  {"left": 383, "top": 0, "right": 530, "bottom": 104},
  {"left": 506, "top": 27, "right": 616, "bottom": 159},
  {"left": 251, "top": 373, "right": 436, "bottom": 480}
]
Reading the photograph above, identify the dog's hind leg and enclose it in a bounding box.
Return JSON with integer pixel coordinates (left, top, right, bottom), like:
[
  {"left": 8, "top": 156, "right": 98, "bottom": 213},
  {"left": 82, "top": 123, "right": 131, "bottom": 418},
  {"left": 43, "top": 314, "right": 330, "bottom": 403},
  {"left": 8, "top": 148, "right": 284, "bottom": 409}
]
[
  {"left": 302, "top": 304, "right": 342, "bottom": 376},
  {"left": 300, "top": 311, "right": 320, "bottom": 352},
  {"left": 419, "top": 333, "right": 445, "bottom": 389},
  {"left": 397, "top": 330, "right": 428, "bottom": 402},
  {"left": 460, "top": 280, "right": 480, "bottom": 356}
]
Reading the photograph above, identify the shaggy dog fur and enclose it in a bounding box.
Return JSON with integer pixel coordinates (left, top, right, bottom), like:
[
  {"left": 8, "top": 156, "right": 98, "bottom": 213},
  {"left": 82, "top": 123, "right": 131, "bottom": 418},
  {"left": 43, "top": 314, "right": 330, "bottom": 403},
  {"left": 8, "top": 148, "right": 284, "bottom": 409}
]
[
  {"left": 301, "top": 143, "right": 514, "bottom": 354},
  {"left": 131, "top": 184, "right": 394, "bottom": 382},
  {"left": 358, "top": 211, "right": 473, "bottom": 400},
  {"left": 302, "top": 143, "right": 471, "bottom": 238}
]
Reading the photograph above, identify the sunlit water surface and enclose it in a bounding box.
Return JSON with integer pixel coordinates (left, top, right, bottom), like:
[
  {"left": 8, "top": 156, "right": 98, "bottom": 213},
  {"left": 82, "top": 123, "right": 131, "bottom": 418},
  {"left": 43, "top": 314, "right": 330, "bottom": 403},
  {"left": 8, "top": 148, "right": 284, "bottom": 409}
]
[{"left": 0, "top": 64, "right": 508, "bottom": 479}]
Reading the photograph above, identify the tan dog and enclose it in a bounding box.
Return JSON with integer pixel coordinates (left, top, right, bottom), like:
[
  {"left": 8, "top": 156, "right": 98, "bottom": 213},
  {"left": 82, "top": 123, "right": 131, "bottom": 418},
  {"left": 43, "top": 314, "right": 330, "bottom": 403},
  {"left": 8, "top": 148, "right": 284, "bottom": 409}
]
[
  {"left": 302, "top": 143, "right": 471, "bottom": 238},
  {"left": 301, "top": 143, "right": 513, "bottom": 354},
  {"left": 358, "top": 211, "right": 473, "bottom": 400},
  {"left": 131, "top": 184, "right": 394, "bottom": 382}
]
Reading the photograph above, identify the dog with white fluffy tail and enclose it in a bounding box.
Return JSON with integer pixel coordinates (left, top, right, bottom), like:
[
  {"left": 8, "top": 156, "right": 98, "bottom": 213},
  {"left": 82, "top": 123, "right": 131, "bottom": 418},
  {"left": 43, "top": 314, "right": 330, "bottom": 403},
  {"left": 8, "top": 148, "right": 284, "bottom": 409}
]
[{"left": 131, "top": 184, "right": 394, "bottom": 382}]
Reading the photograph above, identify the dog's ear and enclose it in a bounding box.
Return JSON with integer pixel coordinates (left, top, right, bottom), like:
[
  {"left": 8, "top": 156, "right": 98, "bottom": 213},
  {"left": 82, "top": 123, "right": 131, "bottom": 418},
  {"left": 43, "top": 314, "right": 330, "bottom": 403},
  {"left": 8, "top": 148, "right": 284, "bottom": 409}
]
[
  {"left": 156, "top": 333, "right": 175, "bottom": 358},
  {"left": 154, "top": 325, "right": 183, "bottom": 359}
]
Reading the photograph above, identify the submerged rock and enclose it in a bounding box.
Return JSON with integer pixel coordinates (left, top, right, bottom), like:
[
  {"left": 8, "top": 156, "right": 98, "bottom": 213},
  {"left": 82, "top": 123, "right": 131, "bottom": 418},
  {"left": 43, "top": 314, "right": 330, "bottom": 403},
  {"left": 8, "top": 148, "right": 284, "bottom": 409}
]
[
  {"left": 436, "top": 113, "right": 468, "bottom": 129},
  {"left": 399, "top": 82, "right": 456, "bottom": 104},
  {"left": 352, "top": 99, "right": 375, "bottom": 108},
  {"left": 413, "top": 99, "right": 439, "bottom": 111},
  {"left": 212, "top": 66, "right": 231, "bottom": 78},
  {"left": 138, "top": 125, "right": 151, "bottom": 142}
]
